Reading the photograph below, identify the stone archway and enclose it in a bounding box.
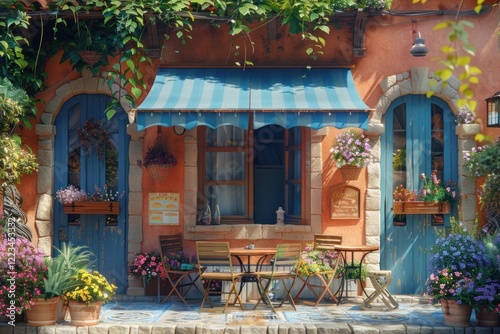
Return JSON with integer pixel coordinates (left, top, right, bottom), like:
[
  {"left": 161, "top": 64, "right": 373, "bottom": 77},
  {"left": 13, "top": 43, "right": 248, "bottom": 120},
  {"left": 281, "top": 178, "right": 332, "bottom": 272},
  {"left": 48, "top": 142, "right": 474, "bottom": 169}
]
[
  {"left": 365, "top": 67, "right": 480, "bottom": 257},
  {"left": 33, "top": 70, "right": 136, "bottom": 258}
]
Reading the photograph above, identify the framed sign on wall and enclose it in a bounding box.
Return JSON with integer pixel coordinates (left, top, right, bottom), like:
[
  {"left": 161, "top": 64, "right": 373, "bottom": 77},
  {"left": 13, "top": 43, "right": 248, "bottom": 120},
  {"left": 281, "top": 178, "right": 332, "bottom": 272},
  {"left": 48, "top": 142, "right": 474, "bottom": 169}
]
[{"left": 330, "top": 185, "right": 360, "bottom": 219}]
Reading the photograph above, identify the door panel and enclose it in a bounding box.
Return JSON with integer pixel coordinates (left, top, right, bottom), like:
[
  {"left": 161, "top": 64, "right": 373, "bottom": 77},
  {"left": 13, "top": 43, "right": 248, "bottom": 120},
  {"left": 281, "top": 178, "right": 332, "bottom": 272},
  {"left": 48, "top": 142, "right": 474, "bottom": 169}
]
[
  {"left": 54, "top": 94, "right": 128, "bottom": 293},
  {"left": 381, "top": 95, "right": 457, "bottom": 294}
]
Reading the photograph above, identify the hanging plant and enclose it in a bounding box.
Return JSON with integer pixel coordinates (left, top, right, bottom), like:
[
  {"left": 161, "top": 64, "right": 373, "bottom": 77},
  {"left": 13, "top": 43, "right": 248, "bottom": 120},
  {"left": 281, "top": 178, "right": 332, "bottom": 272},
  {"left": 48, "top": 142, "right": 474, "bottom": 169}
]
[{"left": 78, "top": 118, "right": 113, "bottom": 160}]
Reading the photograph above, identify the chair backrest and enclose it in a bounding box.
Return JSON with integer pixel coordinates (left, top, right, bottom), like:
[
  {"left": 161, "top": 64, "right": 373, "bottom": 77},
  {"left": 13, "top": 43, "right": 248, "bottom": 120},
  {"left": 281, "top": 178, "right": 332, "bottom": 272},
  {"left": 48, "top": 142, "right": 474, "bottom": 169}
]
[
  {"left": 159, "top": 234, "right": 184, "bottom": 270},
  {"left": 159, "top": 233, "right": 183, "bottom": 254},
  {"left": 273, "top": 243, "right": 302, "bottom": 269},
  {"left": 196, "top": 241, "right": 235, "bottom": 275},
  {"left": 313, "top": 234, "right": 342, "bottom": 252}
]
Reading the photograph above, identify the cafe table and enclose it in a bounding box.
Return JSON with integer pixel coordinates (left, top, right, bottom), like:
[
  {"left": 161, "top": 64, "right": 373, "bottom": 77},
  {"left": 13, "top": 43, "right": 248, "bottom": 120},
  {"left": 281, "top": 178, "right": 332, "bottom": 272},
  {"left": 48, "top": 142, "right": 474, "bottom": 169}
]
[
  {"left": 334, "top": 244, "right": 379, "bottom": 302},
  {"left": 229, "top": 247, "right": 277, "bottom": 302}
]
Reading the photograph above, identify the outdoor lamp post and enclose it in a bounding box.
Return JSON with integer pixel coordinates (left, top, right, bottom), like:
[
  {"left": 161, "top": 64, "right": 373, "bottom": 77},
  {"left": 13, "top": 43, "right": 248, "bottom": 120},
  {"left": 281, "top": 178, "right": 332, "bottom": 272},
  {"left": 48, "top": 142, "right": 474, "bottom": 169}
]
[{"left": 486, "top": 92, "right": 500, "bottom": 127}]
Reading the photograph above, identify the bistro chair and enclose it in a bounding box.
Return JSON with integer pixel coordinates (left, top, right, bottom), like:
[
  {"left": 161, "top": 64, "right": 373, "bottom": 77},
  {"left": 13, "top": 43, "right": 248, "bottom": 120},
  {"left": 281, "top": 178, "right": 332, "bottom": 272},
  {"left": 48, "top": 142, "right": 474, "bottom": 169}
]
[
  {"left": 294, "top": 234, "right": 343, "bottom": 306},
  {"left": 195, "top": 241, "right": 243, "bottom": 313},
  {"left": 158, "top": 234, "right": 201, "bottom": 305},
  {"left": 253, "top": 243, "right": 302, "bottom": 313}
]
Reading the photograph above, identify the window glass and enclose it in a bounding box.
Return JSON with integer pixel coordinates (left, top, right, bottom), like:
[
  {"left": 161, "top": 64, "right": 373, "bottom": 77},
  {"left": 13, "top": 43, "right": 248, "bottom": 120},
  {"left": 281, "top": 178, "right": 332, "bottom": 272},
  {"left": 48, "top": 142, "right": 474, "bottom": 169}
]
[
  {"left": 431, "top": 105, "right": 444, "bottom": 173},
  {"left": 206, "top": 152, "right": 245, "bottom": 181},
  {"left": 206, "top": 127, "right": 245, "bottom": 147},
  {"left": 206, "top": 185, "right": 245, "bottom": 216}
]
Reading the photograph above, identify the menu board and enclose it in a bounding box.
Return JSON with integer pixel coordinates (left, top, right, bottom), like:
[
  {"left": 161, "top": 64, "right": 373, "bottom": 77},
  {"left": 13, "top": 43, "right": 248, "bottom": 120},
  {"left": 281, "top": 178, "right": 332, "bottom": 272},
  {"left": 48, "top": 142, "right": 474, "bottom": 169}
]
[
  {"left": 148, "top": 193, "right": 180, "bottom": 225},
  {"left": 330, "top": 186, "right": 360, "bottom": 219}
]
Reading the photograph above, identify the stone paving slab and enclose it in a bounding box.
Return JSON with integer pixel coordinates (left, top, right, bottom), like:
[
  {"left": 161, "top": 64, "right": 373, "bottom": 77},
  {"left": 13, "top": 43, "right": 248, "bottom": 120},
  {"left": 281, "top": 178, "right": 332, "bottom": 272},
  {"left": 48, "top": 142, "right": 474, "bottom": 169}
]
[{"left": 1, "top": 295, "right": 500, "bottom": 334}]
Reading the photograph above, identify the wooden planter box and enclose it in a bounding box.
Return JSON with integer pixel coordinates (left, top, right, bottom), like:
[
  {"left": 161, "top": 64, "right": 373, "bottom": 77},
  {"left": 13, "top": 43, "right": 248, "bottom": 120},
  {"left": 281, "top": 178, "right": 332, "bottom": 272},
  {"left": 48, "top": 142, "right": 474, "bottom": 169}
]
[
  {"left": 63, "top": 201, "right": 120, "bottom": 215},
  {"left": 393, "top": 201, "right": 450, "bottom": 215}
]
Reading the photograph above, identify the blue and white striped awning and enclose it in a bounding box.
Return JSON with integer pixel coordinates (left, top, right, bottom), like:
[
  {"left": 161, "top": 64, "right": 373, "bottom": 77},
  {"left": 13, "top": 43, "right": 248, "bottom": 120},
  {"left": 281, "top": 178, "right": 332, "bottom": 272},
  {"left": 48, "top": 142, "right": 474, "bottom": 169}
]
[{"left": 136, "top": 68, "right": 370, "bottom": 130}]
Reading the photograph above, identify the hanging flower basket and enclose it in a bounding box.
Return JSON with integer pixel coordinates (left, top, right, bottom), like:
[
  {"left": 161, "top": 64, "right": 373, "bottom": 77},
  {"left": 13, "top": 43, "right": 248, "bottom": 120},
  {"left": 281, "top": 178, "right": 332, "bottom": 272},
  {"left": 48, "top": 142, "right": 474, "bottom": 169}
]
[
  {"left": 393, "top": 201, "right": 450, "bottom": 215},
  {"left": 340, "top": 165, "right": 362, "bottom": 180},
  {"left": 64, "top": 201, "right": 120, "bottom": 215},
  {"left": 146, "top": 164, "right": 174, "bottom": 181}
]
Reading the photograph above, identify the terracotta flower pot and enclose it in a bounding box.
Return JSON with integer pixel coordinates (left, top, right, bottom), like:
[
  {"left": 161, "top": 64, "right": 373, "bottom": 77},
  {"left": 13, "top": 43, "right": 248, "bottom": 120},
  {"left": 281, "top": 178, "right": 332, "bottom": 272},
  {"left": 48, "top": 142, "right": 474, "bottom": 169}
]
[
  {"left": 25, "top": 296, "right": 60, "bottom": 326},
  {"left": 475, "top": 306, "right": 500, "bottom": 327},
  {"left": 440, "top": 299, "right": 473, "bottom": 327},
  {"left": 68, "top": 300, "right": 103, "bottom": 326}
]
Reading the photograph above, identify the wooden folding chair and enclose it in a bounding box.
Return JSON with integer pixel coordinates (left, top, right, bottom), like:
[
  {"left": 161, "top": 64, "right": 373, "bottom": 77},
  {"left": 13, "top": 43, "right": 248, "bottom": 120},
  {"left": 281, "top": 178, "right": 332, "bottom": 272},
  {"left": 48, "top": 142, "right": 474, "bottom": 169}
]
[
  {"left": 253, "top": 243, "right": 301, "bottom": 313},
  {"left": 158, "top": 234, "right": 201, "bottom": 305},
  {"left": 294, "top": 234, "right": 342, "bottom": 306},
  {"left": 196, "top": 241, "right": 243, "bottom": 313},
  {"left": 360, "top": 270, "right": 399, "bottom": 311}
]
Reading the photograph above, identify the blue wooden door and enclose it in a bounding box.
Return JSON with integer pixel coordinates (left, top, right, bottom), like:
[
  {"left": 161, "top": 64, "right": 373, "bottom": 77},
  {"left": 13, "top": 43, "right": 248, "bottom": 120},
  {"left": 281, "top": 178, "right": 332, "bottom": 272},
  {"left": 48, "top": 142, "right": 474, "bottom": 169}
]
[
  {"left": 53, "top": 94, "right": 128, "bottom": 293},
  {"left": 381, "top": 95, "right": 458, "bottom": 294}
]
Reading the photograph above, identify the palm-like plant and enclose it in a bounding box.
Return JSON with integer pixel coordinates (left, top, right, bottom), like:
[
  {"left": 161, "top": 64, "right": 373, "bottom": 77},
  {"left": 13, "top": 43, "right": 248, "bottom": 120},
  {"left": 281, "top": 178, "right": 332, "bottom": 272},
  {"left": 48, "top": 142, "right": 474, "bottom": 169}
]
[{"left": 41, "top": 243, "right": 95, "bottom": 299}]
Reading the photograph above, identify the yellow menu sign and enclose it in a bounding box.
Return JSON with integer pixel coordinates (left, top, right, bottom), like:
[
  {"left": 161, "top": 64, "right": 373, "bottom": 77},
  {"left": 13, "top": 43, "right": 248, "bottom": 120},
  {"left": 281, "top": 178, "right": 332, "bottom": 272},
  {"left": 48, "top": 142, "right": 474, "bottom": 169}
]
[{"left": 149, "top": 193, "right": 180, "bottom": 225}]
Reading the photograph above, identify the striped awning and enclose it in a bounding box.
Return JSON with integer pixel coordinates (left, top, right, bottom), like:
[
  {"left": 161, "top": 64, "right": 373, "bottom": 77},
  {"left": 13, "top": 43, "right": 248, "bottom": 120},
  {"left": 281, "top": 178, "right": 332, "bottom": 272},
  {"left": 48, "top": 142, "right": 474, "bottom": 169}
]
[{"left": 136, "top": 68, "right": 370, "bottom": 130}]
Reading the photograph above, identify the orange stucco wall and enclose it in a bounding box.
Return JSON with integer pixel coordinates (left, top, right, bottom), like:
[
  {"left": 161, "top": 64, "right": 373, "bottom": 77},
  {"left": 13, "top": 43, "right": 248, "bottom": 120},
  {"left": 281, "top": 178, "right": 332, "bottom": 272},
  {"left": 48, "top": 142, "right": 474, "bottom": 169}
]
[{"left": 140, "top": 127, "right": 187, "bottom": 251}]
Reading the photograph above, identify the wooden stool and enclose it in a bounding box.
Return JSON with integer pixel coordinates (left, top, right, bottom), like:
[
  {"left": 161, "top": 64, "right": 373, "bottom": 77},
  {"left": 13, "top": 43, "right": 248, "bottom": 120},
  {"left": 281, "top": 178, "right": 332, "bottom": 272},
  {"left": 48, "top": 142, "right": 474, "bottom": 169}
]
[{"left": 360, "top": 270, "right": 399, "bottom": 311}]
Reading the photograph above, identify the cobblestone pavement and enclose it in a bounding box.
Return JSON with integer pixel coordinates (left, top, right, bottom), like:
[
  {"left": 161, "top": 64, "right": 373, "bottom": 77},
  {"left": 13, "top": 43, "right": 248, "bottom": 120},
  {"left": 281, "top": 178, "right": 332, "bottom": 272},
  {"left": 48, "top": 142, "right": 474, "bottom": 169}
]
[{"left": 1, "top": 295, "right": 500, "bottom": 333}]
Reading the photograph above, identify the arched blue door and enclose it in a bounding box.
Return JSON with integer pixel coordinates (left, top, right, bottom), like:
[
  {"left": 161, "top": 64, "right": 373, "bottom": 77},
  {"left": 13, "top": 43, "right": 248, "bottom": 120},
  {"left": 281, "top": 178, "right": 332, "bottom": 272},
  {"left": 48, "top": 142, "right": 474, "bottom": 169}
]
[
  {"left": 53, "top": 94, "right": 128, "bottom": 293},
  {"left": 381, "top": 95, "right": 458, "bottom": 294}
]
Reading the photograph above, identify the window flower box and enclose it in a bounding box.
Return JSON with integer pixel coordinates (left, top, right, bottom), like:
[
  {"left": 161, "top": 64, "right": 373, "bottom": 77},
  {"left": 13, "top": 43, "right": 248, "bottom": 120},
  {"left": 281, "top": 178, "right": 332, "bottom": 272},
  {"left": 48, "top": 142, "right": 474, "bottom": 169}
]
[
  {"left": 63, "top": 201, "right": 120, "bottom": 215},
  {"left": 393, "top": 201, "right": 450, "bottom": 215}
]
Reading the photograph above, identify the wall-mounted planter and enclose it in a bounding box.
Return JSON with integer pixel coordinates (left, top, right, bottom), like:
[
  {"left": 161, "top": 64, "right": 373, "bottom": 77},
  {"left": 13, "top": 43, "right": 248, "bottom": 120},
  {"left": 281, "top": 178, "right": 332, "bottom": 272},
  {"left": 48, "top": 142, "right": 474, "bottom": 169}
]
[
  {"left": 340, "top": 166, "right": 362, "bottom": 180},
  {"left": 146, "top": 164, "right": 174, "bottom": 181},
  {"left": 393, "top": 201, "right": 450, "bottom": 215},
  {"left": 64, "top": 201, "right": 120, "bottom": 215}
]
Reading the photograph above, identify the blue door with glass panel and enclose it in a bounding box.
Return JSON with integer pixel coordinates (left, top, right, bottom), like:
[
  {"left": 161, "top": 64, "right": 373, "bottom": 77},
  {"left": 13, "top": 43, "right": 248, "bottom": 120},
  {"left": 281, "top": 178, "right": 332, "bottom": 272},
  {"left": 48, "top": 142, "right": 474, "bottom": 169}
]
[
  {"left": 53, "top": 94, "right": 128, "bottom": 293},
  {"left": 381, "top": 95, "right": 458, "bottom": 294}
]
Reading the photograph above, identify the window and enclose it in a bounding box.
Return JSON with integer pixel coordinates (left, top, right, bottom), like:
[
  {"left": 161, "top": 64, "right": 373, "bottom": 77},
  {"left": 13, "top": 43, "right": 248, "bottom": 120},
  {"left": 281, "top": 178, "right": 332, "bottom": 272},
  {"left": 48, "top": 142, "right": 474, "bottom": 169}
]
[{"left": 198, "top": 124, "right": 307, "bottom": 224}]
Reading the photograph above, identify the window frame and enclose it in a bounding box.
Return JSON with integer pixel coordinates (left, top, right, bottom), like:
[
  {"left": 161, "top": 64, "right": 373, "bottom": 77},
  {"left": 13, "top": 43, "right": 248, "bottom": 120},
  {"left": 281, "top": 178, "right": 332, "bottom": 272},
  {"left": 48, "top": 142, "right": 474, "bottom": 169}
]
[{"left": 197, "top": 124, "right": 307, "bottom": 225}]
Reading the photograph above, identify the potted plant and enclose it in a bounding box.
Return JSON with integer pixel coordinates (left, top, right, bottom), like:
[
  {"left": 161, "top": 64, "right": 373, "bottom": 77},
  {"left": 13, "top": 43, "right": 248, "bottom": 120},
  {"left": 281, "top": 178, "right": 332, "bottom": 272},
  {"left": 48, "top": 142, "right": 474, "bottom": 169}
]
[
  {"left": 329, "top": 130, "right": 371, "bottom": 180},
  {"left": 63, "top": 269, "right": 117, "bottom": 326},
  {"left": 141, "top": 138, "right": 178, "bottom": 181},
  {"left": 26, "top": 243, "right": 95, "bottom": 326},
  {"left": 294, "top": 244, "right": 340, "bottom": 276},
  {"left": 56, "top": 184, "right": 125, "bottom": 215},
  {"left": 0, "top": 237, "right": 46, "bottom": 322},
  {"left": 426, "top": 218, "right": 491, "bottom": 327},
  {"left": 392, "top": 170, "right": 456, "bottom": 215},
  {"left": 471, "top": 232, "right": 500, "bottom": 326},
  {"left": 128, "top": 251, "right": 167, "bottom": 285}
]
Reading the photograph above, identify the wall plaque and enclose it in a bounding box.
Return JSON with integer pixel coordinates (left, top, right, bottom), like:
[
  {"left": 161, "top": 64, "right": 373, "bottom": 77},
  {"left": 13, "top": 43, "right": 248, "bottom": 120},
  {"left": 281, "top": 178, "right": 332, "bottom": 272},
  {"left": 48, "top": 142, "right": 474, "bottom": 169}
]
[{"left": 330, "top": 185, "right": 360, "bottom": 219}]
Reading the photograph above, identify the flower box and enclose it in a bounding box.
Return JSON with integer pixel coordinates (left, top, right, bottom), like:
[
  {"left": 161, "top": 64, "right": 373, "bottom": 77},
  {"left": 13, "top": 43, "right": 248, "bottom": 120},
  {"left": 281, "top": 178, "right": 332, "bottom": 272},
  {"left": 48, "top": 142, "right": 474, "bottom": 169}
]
[
  {"left": 393, "top": 201, "right": 450, "bottom": 215},
  {"left": 63, "top": 201, "right": 120, "bottom": 215}
]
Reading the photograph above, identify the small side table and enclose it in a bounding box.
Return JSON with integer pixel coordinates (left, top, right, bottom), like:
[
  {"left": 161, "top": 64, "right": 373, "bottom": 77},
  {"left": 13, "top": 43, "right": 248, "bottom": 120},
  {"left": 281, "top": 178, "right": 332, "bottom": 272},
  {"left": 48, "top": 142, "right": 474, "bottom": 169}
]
[{"left": 360, "top": 270, "right": 399, "bottom": 311}]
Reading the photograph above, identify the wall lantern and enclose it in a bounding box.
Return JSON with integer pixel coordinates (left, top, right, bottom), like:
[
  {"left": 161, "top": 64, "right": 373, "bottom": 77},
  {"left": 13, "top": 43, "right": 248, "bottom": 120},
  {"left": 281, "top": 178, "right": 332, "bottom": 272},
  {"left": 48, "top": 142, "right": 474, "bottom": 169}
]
[
  {"left": 410, "top": 32, "right": 429, "bottom": 57},
  {"left": 486, "top": 91, "right": 500, "bottom": 127}
]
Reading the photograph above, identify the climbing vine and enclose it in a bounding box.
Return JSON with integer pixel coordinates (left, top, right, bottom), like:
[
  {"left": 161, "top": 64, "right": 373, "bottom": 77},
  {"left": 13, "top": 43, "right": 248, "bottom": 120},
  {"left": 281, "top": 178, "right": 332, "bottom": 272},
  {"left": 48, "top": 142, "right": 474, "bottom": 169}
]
[{"left": 1, "top": 0, "right": 393, "bottom": 119}]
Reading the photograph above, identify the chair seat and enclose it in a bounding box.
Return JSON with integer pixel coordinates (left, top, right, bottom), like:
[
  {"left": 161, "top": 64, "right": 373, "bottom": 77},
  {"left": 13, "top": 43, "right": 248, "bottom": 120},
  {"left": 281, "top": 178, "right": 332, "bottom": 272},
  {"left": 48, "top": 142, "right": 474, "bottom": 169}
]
[
  {"left": 201, "top": 272, "right": 242, "bottom": 280},
  {"left": 256, "top": 271, "right": 295, "bottom": 279}
]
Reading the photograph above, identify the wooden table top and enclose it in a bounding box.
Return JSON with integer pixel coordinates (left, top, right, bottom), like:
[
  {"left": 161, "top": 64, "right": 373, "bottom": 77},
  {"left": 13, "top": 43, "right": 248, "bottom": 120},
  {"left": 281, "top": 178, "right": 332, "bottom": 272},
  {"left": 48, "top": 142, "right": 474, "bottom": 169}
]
[
  {"left": 229, "top": 247, "right": 277, "bottom": 257},
  {"left": 335, "top": 245, "right": 380, "bottom": 252}
]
